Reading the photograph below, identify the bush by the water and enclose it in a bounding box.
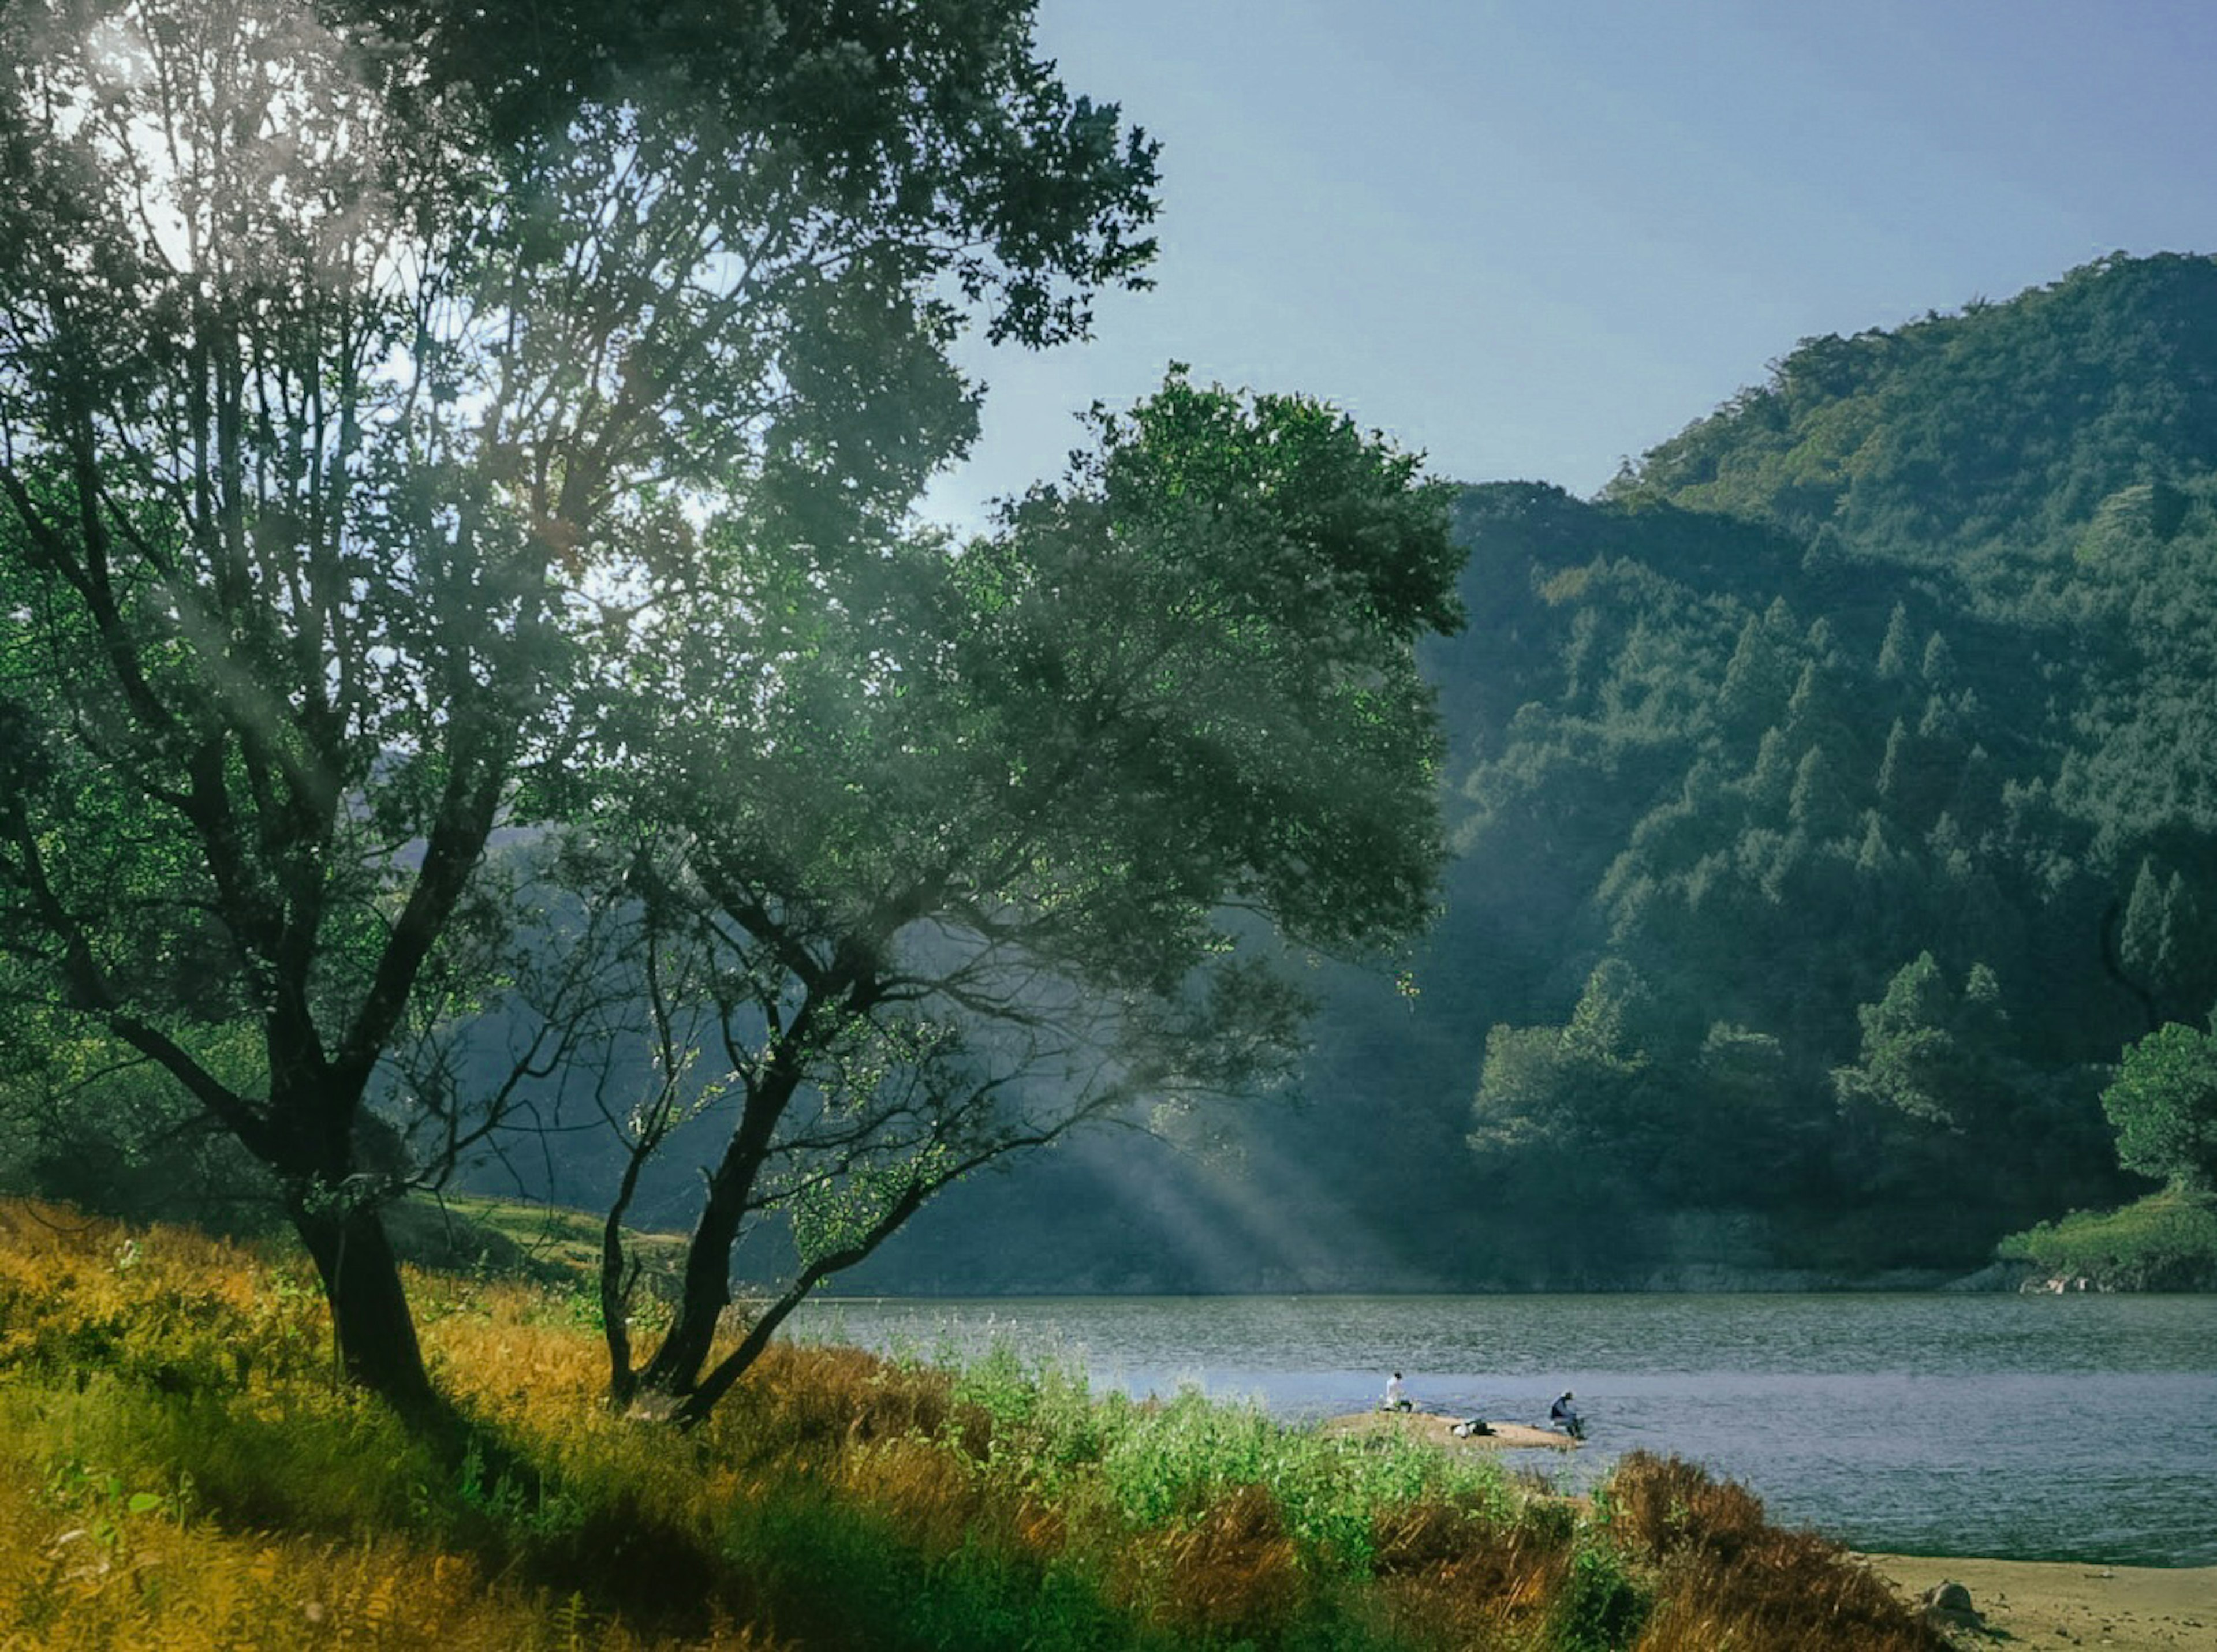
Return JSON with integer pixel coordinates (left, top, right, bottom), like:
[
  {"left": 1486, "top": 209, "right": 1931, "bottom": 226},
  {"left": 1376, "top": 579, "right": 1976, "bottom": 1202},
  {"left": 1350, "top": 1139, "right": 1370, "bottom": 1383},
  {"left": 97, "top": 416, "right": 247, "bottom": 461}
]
[
  {"left": 1996, "top": 1187, "right": 2217, "bottom": 1290},
  {"left": 0, "top": 1198, "right": 1949, "bottom": 1649}
]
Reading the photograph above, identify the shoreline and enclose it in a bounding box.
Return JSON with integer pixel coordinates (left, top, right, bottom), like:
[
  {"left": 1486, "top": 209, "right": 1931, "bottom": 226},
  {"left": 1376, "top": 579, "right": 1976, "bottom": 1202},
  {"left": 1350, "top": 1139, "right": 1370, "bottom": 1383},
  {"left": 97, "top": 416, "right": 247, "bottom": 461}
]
[
  {"left": 1326, "top": 1411, "right": 2217, "bottom": 1646},
  {"left": 1861, "top": 1553, "right": 2215, "bottom": 1651},
  {"left": 1317, "top": 1413, "right": 2217, "bottom": 1644}
]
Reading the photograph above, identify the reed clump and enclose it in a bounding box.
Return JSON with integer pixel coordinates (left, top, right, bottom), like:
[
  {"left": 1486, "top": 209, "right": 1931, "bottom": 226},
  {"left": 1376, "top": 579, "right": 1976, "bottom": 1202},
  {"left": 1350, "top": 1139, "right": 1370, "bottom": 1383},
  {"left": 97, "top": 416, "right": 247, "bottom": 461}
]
[{"left": 0, "top": 1197, "right": 1949, "bottom": 1650}]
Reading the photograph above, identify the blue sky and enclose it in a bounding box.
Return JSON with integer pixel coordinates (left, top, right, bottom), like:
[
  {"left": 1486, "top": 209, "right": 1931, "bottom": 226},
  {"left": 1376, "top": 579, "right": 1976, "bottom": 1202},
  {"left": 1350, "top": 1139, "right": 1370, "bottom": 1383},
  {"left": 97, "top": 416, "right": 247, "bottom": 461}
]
[{"left": 924, "top": 0, "right": 2217, "bottom": 524}]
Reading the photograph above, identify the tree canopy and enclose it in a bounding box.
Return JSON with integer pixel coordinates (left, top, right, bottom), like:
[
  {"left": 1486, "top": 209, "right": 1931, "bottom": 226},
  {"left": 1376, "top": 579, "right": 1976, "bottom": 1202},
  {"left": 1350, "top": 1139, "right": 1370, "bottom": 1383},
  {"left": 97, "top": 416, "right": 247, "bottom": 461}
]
[
  {"left": 0, "top": 0, "right": 1472, "bottom": 1425},
  {"left": 2102, "top": 1023, "right": 2217, "bottom": 1193},
  {"left": 558, "top": 374, "right": 1461, "bottom": 1420},
  {"left": 0, "top": 0, "right": 1159, "bottom": 1410}
]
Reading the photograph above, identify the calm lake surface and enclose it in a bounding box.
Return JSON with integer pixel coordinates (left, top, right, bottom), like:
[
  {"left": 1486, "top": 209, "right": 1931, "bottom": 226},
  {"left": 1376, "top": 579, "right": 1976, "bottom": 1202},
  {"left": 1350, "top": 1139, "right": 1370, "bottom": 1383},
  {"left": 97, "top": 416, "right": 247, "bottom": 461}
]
[{"left": 787, "top": 1292, "right": 2217, "bottom": 1568}]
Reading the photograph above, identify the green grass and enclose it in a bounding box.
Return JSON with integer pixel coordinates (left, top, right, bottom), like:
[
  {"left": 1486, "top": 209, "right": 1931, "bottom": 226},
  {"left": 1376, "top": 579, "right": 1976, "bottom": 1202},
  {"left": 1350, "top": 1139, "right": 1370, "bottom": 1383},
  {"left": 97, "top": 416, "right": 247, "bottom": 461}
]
[
  {"left": 1995, "top": 1185, "right": 2217, "bottom": 1290},
  {"left": 386, "top": 1190, "right": 692, "bottom": 1297},
  {"left": 0, "top": 1197, "right": 1950, "bottom": 1651}
]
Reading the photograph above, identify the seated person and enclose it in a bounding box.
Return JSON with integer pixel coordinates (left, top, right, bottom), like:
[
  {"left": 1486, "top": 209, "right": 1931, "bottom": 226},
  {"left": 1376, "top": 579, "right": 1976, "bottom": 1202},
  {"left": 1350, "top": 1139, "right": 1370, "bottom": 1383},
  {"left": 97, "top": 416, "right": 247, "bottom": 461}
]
[{"left": 1549, "top": 1390, "right": 1584, "bottom": 1439}]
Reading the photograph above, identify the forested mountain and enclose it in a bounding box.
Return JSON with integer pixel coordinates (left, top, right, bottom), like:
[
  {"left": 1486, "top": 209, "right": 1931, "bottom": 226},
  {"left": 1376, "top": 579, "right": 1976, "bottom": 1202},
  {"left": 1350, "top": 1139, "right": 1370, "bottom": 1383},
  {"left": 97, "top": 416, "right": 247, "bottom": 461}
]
[{"left": 844, "top": 252, "right": 2217, "bottom": 1289}]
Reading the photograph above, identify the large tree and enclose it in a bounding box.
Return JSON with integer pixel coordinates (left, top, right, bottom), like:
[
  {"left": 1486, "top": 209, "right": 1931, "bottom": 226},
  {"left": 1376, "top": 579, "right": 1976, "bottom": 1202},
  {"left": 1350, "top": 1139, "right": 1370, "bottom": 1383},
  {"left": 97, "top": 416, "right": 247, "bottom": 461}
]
[
  {"left": 0, "top": 0, "right": 1155, "bottom": 1411},
  {"left": 569, "top": 375, "right": 1464, "bottom": 1423}
]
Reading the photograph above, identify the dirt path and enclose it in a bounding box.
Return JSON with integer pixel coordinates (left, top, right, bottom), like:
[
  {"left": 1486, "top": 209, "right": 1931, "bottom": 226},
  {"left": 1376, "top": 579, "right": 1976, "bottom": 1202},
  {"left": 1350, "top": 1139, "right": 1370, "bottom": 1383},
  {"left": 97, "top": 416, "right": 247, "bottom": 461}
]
[{"left": 1863, "top": 1553, "right": 2217, "bottom": 1651}]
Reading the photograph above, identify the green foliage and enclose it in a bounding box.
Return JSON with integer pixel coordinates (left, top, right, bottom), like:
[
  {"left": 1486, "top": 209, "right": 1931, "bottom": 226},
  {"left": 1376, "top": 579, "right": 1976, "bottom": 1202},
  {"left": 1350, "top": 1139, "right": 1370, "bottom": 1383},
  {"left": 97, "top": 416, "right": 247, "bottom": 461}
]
[
  {"left": 568, "top": 372, "right": 1466, "bottom": 1412},
  {"left": 790, "top": 1148, "right": 957, "bottom": 1272},
  {"left": 2100, "top": 1023, "right": 2217, "bottom": 1191},
  {"left": 1091, "top": 1388, "right": 1507, "bottom": 1571},
  {"left": 2119, "top": 859, "right": 2205, "bottom": 1024},
  {"left": 1995, "top": 1186, "right": 2217, "bottom": 1290},
  {"left": 947, "top": 1343, "right": 1104, "bottom": 1451},
  {"left": 1614, "top": 253, "right": 2217, "bottom": 558},
  {"left": 1470, "top": 961, "right": 1661, "bottom": 1169},
  {"left": 0, "top": 0, "right": 1165, "bottom": 1409},
  {"left": 1550, "top": 1542, "right": 1650, "bottom": 1651},
  {"left": 947, "top": 1341, "right": 1510, "bottom": 1575},
  {"left": 0, "top": 1030, "right": 280, "bottom": 1233},
  {"left": 1832, "top": 953, "right": 2008, "bottom": 1131},
  {"left": 1394, "top": 260, "right": 2217, "bottom": 1280}
]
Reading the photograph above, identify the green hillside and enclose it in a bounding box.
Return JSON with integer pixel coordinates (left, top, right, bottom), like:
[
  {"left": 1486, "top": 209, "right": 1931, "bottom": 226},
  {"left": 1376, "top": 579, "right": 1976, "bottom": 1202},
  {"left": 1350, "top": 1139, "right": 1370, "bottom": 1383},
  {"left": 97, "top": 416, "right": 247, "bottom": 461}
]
[
  {"left": 863, "top": 253, "right": 2217, "bottom": 1290},
  {"left": 1393, "top": 252, "right": 2217, "bottom": 1277}
]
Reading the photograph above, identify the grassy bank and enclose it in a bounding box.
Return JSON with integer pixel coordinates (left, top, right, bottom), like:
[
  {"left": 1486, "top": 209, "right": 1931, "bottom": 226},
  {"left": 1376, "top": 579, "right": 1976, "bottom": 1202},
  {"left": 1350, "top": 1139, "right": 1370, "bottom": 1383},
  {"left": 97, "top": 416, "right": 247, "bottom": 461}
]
[
  {"left": 1996, "top": 1187, "right": 2217, "bottom": 1291},
  {"left": 0, "top": 1198, "right": 1946, "bottom": 1650},
  {"left": 382, "top": 1190, "right": 692, "bottom": 1295}
]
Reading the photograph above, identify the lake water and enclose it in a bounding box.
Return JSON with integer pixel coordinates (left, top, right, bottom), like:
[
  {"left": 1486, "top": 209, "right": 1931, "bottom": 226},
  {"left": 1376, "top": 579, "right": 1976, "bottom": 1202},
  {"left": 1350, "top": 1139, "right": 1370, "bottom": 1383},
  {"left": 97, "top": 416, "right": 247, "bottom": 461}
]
[{"left": 787, "top": 1292, "right": 2217, "bottom": 1568}]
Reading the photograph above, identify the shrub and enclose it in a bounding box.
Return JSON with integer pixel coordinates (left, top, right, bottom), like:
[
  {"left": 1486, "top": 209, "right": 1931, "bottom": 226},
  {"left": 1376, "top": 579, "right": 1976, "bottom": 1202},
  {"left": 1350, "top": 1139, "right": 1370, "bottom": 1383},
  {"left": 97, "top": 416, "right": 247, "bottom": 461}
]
[
  {"left": 1605, "top": 1454, "right": 1949, "bottom": 1652},
  {"left": 1996, "top": 1187, "right": 2217, "bottom": 1289},
  {"left": 1551, "top": 1541, "right": 1648, "bottom": 1650}
]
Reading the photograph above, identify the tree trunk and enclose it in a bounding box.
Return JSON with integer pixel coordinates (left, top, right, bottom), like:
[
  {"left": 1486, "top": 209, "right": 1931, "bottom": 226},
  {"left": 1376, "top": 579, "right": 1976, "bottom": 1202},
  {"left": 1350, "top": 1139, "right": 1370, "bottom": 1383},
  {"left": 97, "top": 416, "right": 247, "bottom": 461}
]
[
  {"left": 671, "top": 1174, "right": 930, "bottom": 1427},
  {"left": 633, "top": 1171, "right": 747, "bottom": 1399},
  {"left": 289, "top": 1193, "right": 436, "bottom": 1417},
  {"left": 630, "top": 1052, "right": 813, "bottom": 1403}
]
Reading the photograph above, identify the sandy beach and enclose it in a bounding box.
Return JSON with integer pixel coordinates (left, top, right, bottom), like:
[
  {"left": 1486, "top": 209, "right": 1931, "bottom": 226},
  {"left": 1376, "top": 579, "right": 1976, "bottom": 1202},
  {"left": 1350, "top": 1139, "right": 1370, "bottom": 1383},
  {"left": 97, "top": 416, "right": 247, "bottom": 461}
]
[
  {"left": 1317, "top": 1408, "right": 1581, "bottom": 1451},
  {"left": 1863, "top": 1553, "right": 2217, "bottom": 1651}
]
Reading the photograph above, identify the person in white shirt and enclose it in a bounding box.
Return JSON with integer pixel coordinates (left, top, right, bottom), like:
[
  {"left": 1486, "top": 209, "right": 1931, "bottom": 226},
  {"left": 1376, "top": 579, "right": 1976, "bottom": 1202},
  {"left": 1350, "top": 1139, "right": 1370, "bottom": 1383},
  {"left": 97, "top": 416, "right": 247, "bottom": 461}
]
[{"left": 1384, "top": 1371, "right": 1410, "bottom": 1411}]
